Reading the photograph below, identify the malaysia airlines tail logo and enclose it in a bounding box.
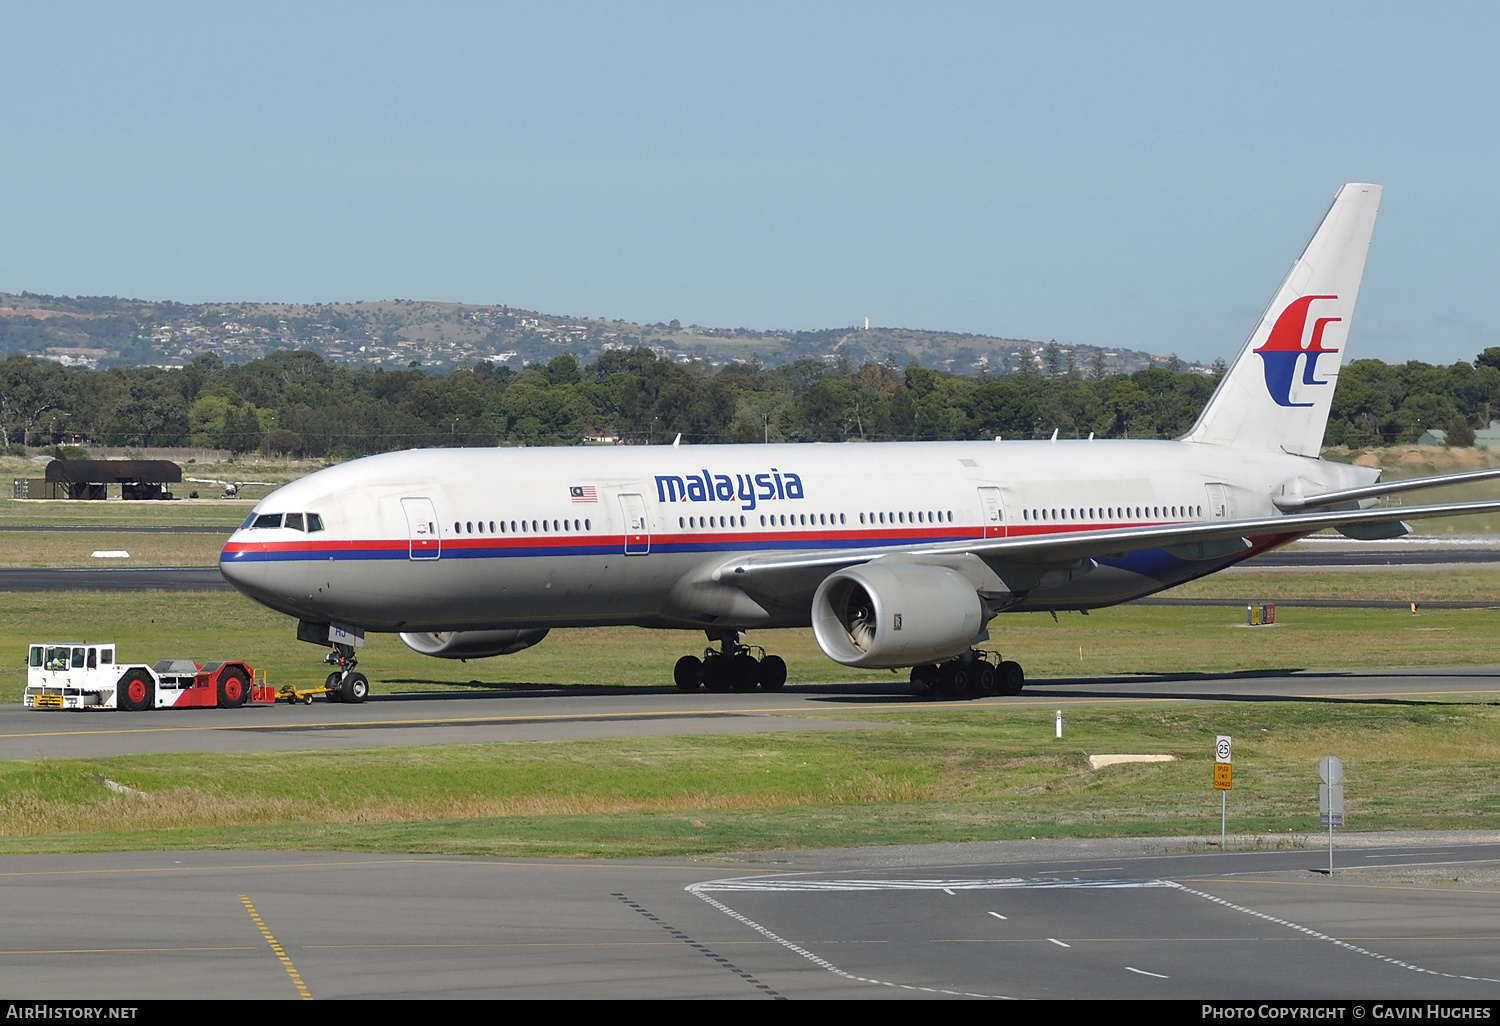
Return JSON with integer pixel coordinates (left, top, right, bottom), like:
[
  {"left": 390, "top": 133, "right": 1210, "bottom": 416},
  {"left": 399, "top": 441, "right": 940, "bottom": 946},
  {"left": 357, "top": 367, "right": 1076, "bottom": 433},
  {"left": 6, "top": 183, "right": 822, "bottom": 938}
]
[{"left": 1254, "top": 295, "right": 1342, "bottom": 407}]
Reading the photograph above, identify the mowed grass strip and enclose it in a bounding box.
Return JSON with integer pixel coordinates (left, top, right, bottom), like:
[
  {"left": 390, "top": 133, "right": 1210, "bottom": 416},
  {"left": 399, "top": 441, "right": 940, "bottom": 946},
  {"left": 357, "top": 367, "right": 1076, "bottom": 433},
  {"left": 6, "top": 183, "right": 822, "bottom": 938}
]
[
  {"left": 1166, "top": 565, "right": 1500, "bottom": 603},
  {"left": 4, "top": 590, "right": 1500, "bottom": 704},
  {"left": 0, "top": 531, "right": 227, "bottom": 567},
  {"left": 2, "top": 702, "right": 1498, "bottom": 856},
  {"left": 0, "top": 497, "right": 255, "bottom": 529}
]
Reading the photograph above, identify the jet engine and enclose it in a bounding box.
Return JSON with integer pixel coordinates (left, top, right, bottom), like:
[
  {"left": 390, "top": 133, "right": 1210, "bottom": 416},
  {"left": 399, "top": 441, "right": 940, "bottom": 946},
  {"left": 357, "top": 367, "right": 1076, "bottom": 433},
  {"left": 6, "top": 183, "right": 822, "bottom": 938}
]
[
  {"left": 398, "top": 629, "right": 550, "bottom": 660},
  {"left": 811, "top": 563, "right": 986, "bottom": 668}
]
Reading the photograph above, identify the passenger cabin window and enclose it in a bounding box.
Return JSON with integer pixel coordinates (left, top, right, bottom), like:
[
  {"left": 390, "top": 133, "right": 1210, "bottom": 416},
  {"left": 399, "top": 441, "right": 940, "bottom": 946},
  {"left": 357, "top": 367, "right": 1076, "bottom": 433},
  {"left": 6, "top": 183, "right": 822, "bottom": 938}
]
[
  {"left": 284, "top": 513, "right": 305, "bottom": 531},
  {"left": 252, "top": 513, "right": 282, "bottom": 530}
]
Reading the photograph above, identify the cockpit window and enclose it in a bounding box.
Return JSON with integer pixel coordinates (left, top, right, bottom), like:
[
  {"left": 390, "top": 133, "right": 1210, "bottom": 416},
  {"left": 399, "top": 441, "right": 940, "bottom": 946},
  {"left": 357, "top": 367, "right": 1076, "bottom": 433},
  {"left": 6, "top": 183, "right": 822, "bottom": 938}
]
[
  {"left": 284, "top": 513, "right": 305, "bottom": 531},
  {"left": 307, "top": 513, "right": 324, "bottom": 532},
  {"left": 252, "top": 513, "right": 283, "bottom": 530},
  {"left": 29, "top": 646, "right": 41, "bottom": 668},
  {"left": 240, "top": 512, "right": 258, "bottom": 530}
]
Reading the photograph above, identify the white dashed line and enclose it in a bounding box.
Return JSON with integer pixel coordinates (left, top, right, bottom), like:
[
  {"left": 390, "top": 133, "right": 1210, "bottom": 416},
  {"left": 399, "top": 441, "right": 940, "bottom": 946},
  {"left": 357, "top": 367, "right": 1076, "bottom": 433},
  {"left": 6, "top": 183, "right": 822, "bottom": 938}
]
[
  {"left": 1127, "top": 966, "right": 1169, "bottom": 979},
  {"left": 1178, "top": 884, "right": 1500, "bottom": 985},
  {"left": 687, "top": 884, "right": 1012, "bottom": 999},
  {"left": 1048, "top": 938, "right": 1071, "bottom": 948},
  {"left": 987, "top": 911, "right": 1008, "bottom": 921}
]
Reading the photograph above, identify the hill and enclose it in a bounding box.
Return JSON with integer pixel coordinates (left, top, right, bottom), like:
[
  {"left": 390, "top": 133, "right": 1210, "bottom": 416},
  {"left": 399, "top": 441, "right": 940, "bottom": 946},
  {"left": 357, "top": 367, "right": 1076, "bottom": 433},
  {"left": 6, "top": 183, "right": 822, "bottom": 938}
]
[{"left": 0, "top": 292, "right": 1213, "bottom": 378}]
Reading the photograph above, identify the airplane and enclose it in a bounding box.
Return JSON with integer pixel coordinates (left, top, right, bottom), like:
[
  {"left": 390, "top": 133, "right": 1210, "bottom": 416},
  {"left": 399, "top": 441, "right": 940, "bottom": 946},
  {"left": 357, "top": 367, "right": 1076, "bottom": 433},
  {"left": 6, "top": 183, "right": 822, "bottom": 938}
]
[
  {"left": 186, "top": 477, "right": 276, "bottom": 498},
  {"left": 218, "top": 182, "right": 1500, "bottom": 702}
]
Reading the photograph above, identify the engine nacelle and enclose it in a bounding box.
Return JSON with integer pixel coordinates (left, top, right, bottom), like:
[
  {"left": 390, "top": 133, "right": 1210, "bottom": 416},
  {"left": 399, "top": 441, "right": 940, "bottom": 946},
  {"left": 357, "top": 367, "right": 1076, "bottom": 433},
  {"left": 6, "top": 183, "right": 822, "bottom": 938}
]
[
  {"left": 811, "top": 563, "right": 986, "bottom": 668},
  {"left": 398, "top": 629, "right": 550, "bottom": 660}
]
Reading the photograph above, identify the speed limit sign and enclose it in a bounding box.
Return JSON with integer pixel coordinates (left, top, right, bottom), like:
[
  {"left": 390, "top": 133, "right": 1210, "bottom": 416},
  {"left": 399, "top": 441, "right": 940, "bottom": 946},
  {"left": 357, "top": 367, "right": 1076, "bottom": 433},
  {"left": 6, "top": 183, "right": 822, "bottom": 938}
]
[{"left": 1215, "top": 735, "right": 1232, "bottom": 764}]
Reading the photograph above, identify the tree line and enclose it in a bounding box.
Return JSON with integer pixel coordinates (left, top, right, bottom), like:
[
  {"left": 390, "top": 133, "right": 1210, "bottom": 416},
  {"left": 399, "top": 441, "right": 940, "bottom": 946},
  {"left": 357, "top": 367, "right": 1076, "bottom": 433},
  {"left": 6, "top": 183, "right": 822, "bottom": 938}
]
[{"left": 3, "top": 346, "right": 1500, "bottom": 457}]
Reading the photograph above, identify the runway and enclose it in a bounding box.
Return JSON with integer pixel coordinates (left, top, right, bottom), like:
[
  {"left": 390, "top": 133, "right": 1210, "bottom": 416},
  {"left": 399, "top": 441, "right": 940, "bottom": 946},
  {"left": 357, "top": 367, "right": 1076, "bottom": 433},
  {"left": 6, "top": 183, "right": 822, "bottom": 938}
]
[
  {"left": 4, "top": 667, "right": 1497, "bottom": 761},
  {"left": 4, "top": 835, "right": 1498, "bottom": 999}
]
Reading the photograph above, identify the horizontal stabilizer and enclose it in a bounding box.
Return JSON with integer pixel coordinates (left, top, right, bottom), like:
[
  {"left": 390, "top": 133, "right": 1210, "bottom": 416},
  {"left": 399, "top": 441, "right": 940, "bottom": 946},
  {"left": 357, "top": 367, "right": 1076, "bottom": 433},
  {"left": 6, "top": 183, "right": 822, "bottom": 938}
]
[{"left": 1274, "top": 467, "right": 1500, "bottom": 510}]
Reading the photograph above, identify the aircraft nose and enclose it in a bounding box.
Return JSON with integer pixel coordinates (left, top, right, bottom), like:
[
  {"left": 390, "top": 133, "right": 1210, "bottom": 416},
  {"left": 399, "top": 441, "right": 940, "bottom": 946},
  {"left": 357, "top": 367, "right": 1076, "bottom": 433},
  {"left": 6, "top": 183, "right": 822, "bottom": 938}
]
[
  {"left": 219, "top": 534, "right": 298, "bottom": 608},
  {"left": 218, "top": 535, "right": 266, "bottom": 593}
]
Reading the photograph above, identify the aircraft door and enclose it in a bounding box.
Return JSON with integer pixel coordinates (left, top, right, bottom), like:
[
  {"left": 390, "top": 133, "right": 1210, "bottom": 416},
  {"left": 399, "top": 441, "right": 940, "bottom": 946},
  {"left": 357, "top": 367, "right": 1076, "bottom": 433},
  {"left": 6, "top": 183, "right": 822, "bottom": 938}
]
[
  {"left": 1205, "top": 483, "right": 1233, "bottom": 520},
  {"left": 618, "top": 493, "right": 650, "bottom": 555},
  {"left": 401, "top": 497, "right": 441, "bottom": 560},
  {"left": 977, "top": 486, "right": 1006, "bottom": 539}
]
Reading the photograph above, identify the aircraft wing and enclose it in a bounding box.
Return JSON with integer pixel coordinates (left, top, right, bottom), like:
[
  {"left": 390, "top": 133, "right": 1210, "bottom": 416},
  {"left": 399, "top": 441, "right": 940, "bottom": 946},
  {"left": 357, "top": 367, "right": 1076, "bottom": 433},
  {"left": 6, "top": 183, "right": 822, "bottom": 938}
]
[{"left": 711, "top": 498, "right": 1500, "bottom": 585}]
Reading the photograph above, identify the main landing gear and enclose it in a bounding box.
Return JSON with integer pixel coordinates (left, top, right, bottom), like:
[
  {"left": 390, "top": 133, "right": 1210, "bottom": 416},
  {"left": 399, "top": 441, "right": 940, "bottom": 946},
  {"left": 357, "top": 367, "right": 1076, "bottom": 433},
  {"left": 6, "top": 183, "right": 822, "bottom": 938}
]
[
  {"left": 910, "top": 651, "right": 1024, "bottom": 700},
  {"left": 320, "top": 642, "right": 369, "bottom": 704},
  {"left": 674, "top": 631, "right": 788, "bottom": 693}
]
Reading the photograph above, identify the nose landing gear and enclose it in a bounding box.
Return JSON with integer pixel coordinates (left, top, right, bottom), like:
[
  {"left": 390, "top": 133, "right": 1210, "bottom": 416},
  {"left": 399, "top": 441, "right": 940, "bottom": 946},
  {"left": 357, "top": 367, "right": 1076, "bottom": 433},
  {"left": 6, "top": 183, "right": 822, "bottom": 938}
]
[
  {"left": 910, "top": 651, "right": 1024, "bottom": 699},
  {"left": 321, "top": 642, "right": 369, "bottom": 704},
  {"left": 674, "top": 631, "right": 788, "bottom": 693}
]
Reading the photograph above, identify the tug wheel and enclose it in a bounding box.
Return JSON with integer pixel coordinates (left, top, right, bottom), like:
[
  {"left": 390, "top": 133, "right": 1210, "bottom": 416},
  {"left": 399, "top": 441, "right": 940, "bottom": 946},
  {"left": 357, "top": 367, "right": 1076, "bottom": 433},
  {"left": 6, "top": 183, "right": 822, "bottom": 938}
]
[{"left": 118, "top": 670, "right": 154, "bottom": 712}]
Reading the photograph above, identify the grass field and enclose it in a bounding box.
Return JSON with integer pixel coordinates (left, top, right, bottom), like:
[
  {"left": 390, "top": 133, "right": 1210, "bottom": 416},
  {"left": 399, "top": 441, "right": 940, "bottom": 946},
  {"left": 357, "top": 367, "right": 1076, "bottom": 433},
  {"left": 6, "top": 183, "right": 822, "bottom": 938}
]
[
  {"left": 4, "top": 588, "right": 1500, "bottom": 704},
  {"left": 0, "top": 531, "right": 227, "bottom": 567},
  {"left": 2, "top": 702, "right": 1496, "bottom": 857}
]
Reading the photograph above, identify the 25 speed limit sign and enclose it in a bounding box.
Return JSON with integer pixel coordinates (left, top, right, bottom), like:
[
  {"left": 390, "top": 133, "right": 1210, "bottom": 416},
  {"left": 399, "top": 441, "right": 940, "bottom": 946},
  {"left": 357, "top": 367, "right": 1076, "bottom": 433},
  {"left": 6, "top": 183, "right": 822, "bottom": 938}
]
[{"left": 1215, "top": 736, "right": 1232, "bottom": 763}]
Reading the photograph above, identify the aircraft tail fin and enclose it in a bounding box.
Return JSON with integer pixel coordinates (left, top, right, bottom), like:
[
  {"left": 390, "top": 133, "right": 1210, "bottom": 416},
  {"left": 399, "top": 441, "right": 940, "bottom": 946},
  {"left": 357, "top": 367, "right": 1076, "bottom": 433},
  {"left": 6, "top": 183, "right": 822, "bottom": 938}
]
[{"left": 1182, "top": 183, "right": 1381, "bottom": 457}]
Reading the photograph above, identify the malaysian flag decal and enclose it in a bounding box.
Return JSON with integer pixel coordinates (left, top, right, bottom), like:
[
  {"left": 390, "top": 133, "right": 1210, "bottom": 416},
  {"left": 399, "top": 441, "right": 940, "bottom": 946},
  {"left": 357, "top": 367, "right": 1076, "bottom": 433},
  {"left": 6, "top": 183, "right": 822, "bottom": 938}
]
[{"left": 570, "top": 485, "right": 598, "bottom": 503}]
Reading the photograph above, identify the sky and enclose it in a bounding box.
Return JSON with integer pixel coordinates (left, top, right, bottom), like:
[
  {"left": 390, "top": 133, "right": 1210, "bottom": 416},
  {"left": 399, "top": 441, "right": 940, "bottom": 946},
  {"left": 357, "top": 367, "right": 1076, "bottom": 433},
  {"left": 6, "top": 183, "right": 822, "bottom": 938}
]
[{"left": 1, "top": 2, "right": 1496, "bottom": 365}]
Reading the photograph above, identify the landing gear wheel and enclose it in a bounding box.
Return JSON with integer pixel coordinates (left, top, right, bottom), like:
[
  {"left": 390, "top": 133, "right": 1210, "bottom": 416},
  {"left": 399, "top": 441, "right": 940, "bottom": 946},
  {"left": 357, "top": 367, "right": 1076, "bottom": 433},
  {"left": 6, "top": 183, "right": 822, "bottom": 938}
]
[
  {"left": 343, "top": 673, "right": 369, "bottom": 704},
  {"left": 118, "top": 670, "right": 153, "bottom": 712},
  {"left": 730, "top": 656, "right": 761, "bottom": 693},
  {"left": 938, "top": 661, "right": 975, "bottom": 700},
  {"left": 217, "top": 667, "right": 249, "bottom": 709},
  {"left": 758, "top": 655, "right": 787, "bottom": 692},
  {"left": 910, "top": 664, "right": 938, "bottom": 696},
  {"left": 702, "top": 654, "right": 730, "bottom": 693},
  {"left": 973, "top": 660, "right": 998, "bottom": 698},
  {"left": 999, "top": 660, "right": 1025, "bottom": 696},
  {"left": 324, "top": 672, "right": 344, "bottom": 703},
  {"left": 674, "top": 656, "right": 704, "bottom": 691}
]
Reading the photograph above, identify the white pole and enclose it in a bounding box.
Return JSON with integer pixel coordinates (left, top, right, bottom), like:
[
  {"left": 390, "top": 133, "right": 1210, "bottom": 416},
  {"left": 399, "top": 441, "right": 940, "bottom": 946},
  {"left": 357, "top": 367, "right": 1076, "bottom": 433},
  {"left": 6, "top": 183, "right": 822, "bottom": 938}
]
[
  {"left": 1055, "top": 710, "right": 1062, "bottom": 738},
  {"left": 1221, "top": 789, "right": 1226, "bottom": 845}
]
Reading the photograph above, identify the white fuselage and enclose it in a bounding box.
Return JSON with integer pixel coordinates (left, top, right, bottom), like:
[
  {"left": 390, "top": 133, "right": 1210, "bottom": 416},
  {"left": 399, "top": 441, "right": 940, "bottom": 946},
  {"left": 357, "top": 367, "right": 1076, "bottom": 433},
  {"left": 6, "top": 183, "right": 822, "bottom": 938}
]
[{"left": 219, "top": 439, "right": 1374, "bottom": 635}]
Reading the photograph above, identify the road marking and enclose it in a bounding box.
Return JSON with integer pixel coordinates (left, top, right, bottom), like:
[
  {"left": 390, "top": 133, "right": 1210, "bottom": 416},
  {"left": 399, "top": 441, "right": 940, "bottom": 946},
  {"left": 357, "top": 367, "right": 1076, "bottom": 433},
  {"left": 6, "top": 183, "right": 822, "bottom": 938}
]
[
  {"left": 688, "top": 884, "right": 1011, "bottom": 998},
  {"left": 943, "top": 888, "right": 955, "bottom": 895},
  {"left": 240, "top": 895, "right": 312, "bottom": 1000},
  {"left": 1364, "top": 852, "right": 1456, "bottom": 859},
  {"left": 692, "top": 876, "right": 1179, "bottom": 892},
  {"left": 1126, "top": 966, "right": 1169, "bottom": 978},
  {"left": 1177, "top": 884, "right": 1500, "bottom": 984},
  {"left": 1048, "top": 938, "right": 1071, "bottom": 948},
  {"left": 613, "top": 893, "right": 783, "bottom": 999},
  {"left": 987, "top": 912, "right": 1008, "bottom": 920}
]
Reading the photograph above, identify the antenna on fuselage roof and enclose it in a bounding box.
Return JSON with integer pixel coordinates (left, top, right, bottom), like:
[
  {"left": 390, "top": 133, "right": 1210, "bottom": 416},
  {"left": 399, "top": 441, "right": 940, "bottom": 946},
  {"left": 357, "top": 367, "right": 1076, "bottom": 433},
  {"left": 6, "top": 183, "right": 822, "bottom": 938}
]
[{"left": 672, "top": 433, "right": 681, "bottom": 448}]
